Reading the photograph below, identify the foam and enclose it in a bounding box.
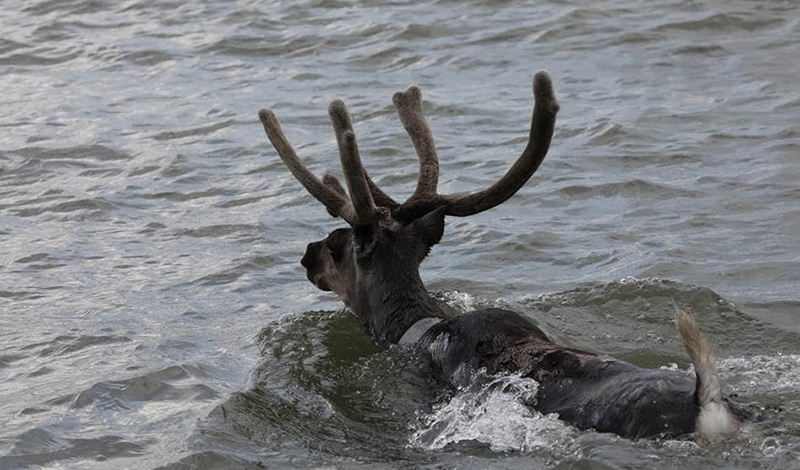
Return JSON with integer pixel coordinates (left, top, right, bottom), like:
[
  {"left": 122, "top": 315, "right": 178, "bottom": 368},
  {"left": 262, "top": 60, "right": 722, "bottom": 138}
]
[{"left": 410, "top": 373, "right": 576, "bottom": 454}]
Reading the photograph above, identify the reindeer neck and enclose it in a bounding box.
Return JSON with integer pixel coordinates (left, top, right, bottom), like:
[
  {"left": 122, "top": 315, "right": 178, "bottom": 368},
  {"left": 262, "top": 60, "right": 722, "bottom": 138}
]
[{"left": 350, "top": 269, "right": 444, "bottom": 344}]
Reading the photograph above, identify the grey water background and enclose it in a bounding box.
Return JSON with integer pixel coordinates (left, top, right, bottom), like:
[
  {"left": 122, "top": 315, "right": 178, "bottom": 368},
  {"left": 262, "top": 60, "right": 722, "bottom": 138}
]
[{"left": 2, "top": 0, "right": 800, "bottom": 468}]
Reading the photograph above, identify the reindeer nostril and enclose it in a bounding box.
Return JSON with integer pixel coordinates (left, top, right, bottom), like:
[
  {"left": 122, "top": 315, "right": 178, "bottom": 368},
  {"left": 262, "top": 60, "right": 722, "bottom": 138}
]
[
  {"left": 301, "top": 251, "right": 312, "bottom": 269},
  {"left": 301, "top": 242, "right": 319, "bottom": 270}
]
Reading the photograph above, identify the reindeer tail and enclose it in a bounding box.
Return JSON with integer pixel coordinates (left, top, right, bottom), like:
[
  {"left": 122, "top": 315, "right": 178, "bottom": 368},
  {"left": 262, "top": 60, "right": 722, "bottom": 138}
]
[{"left": 675, "top": 307, "right": 739, "bottom": 440}]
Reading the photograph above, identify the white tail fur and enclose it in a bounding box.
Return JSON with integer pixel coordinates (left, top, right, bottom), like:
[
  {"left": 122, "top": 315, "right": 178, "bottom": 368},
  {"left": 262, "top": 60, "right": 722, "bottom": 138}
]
[{"left": 675, "top": 307, "right": 738, "bottom": 440}]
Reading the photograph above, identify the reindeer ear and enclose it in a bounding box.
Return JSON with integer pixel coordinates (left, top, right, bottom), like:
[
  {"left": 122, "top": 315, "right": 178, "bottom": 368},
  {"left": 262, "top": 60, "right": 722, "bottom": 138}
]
[
  {"left": 353, "top": 223, "right": 379, "bottom": 260},
  {"left": 410, "top": 206, "right": 446, "bottom": 248}
]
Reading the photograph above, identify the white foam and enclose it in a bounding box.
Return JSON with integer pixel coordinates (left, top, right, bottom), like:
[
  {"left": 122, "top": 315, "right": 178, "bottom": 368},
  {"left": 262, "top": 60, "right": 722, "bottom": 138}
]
[
  {"left": 718, "top": 354, "right": 800, "bottom": 395},
  {"left": 408, "top": 353, "right": 800, "bottom": 457},
  {"left": 438, "top": 290, "right": 477, "bottom": 312},
  {"left": 409, "top": 373, "right": 576, "bottom": 453}
]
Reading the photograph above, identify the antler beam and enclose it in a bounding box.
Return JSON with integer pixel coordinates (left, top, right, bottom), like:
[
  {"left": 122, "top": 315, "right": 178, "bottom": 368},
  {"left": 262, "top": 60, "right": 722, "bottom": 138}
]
[
  {"left": 394, "top": 70, "right": 559, "bottom": 221},
  {"left": 443, "top": 71, "right": 559, "bottom": 215}
]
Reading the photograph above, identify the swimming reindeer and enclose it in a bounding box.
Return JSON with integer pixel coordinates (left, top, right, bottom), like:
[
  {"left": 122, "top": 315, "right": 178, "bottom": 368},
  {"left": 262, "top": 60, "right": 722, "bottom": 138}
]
[{"left": 258, "top": 71, "right": 749, "bottom": 440}]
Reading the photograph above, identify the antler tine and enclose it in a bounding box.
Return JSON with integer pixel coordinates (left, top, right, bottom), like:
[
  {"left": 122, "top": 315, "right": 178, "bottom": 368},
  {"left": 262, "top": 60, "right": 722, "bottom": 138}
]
[
  {"left": 258, "top": 108, "right": 359, "bottom": 224},
  {"left": 328, "top": 100, "right": 379, "bottom": 224},
  {"left": 322, "top": 174, "right": 347, "bottom": 217},
  {"left": 326, "top": 99, "right": 399, "bottom": 211},
  {"left": 443, "top": 70, "right": 558, "bottom": 216},
  {"left": 393, "top": 85, "right": 439, "bottom": 200},
  {"left": 323, "top": 173, "right": 347, "bottom": 197},
  {"left": 366, "top": 178, "right": 400, "bottom": 210}
]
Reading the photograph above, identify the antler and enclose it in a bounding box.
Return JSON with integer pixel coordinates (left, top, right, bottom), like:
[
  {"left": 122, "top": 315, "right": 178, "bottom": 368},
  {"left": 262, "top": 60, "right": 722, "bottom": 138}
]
[
  {"left": 327, "top": 100, "right": 380, "bottom": 224},
  {"left": 260, "top": 105, "right": 387, "bottom": 225},
  {"left": 394, "top": 70, "right": 559, "bottom": 221},
  {"left": 260, "top": 71, "right": 558, "bottom": 225},
  {"left": 323, "top": 103, "right": 399, "bottom": 211},
  {"left": 258, "top": 109, "right": 362, "bottom": 224}
]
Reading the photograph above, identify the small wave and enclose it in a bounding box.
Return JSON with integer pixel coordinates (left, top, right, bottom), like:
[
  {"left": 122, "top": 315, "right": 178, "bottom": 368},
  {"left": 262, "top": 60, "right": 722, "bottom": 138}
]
[
  {"left": 555, "top": 179, "right": 701, "bottom": 200},
  {"left": 410, "top": 373, "right": 577, "bottom": 454},
  {"left": 652, "top": 13, "right": 784, "bottom": 34},
  {"left": 40, "top": 365, "right": 220, "bottom": 411},
  {"left": 521, "top": 277, "right": 800, "bottom": 360},
  {"left": 215, "top": 195, "right": 267, "bottom": 209},
  {"left": 0, "top": 38, "right": 28, "bottom": 55},
  {"left": 13, "top": 252, "right": 66, "bottom": 271},
  {"left": 524, "top": 276, "right": 714, "bottom": 308},
  {"left": 460, "top": 26, "right": 538, "bottom": 47},
  {"left": 151, "top": 119, "right": 235, "bottom": 142},
  {"left": 608, "top": 31, "right": 661, "bottom": 45},
  {"left": 12, "top": 144, "right": 130, "bottom": 162},
  {"left": 189, "top": 254, "right": 279, "bottom": 287},
  {"left": 583, "top": 121, "right": 642, "bottom": 146},
  {"left": 0, "top": 50, "right": 82, "bottom": 67},
  {"left": 175, "top": 223, "right": 263, "bottom": 239},
  {"left": 0, "top": 353, "right": 26, "bottom": 369},
  {"left": 200, "top": 34, "right": 321, "bottom": 58},
  {"left": 352, "top": 45, "right": 430, "bottom": 71},
  {"left": 1, "top": 428, "right": 147, "bottom": 468},
  {"left": 390, "top": 23, "right": 463, "bottom": 41},
  {"left": 111, "top": 49, "right": 176, "bottom": 67},
  {"left": 157, "top": 450, "right": 265, "bottom": 470},
  {"left": 137, "top": 188, "right": 231, "bottom": 202},
  {"left": 597, "top": 153, "right": 702, "bottom": 168},
  {"left": 670, "top": 44, "right": 729, "bottom": 56},
  {"left": 36, "top": 335, "right": 132, "bottom": 358},
  {"left": 11, "top": 197, "right": 117, "bottom": 218}
]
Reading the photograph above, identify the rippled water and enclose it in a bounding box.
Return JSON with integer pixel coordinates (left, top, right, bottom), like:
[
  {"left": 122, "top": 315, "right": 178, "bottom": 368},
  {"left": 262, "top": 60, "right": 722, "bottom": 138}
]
[{"left": 1, "top": 0, "right": 799, "bottom": 469}]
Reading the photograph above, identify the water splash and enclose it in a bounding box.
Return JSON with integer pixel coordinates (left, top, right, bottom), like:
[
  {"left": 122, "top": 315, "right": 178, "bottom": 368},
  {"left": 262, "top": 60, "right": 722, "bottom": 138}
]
[
  {"left": 719, "top": 354, "right": 800, "bottom": 395},
  {"left": 410, "top": 373, "right": 577, "bottom": 454},
  {"left": 436, "top": 289, "right": 514, "bottom": 314},
  {"left": 407, "top": 354, "right": 800, "bottom": 458},
  {"left": 437, "top": 290, "right": 479, "bottom": 312}
]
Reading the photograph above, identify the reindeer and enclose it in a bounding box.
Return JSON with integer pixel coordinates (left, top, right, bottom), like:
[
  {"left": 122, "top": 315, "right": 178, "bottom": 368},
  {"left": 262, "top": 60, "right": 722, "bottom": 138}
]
[{"left": 258, "top": 71, "right": 750, "bottom": 441}]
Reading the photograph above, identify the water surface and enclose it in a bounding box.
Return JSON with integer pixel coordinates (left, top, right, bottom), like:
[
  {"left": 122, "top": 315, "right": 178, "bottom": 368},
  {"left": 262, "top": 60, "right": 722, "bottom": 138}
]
[{"left": 1, "top": 0, "right": 799, "bottom": 468}]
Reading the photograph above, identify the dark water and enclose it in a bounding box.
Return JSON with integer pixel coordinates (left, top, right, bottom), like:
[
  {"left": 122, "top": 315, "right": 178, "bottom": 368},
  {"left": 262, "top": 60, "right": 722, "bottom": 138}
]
[{"left": 1, "top": 0, "right": 799, "bottom": 469}]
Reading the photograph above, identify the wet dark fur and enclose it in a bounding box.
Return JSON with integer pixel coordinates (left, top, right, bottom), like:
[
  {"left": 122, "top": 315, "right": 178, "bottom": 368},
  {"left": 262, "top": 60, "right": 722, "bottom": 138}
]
[{"left": 420, "top": 309, "right": 701, "bottom": 439}]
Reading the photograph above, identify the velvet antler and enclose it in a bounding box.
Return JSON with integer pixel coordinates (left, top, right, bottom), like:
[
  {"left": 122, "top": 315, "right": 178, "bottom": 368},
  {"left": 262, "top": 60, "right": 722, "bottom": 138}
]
[
  {"left": 260, "top": 71, "right": 558, "bottom": 225},
  {"left": 393, "top": 71, "right": 559, "bottom": 221}
]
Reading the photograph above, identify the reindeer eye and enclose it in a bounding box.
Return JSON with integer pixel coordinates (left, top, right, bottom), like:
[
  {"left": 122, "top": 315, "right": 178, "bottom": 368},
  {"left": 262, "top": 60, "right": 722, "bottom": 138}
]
[
  {"left": 325, "top": 228, "right": 351, "bottom": 262},
  {"left": 326, "top": 240, "right": 342, "bottom": 262}
]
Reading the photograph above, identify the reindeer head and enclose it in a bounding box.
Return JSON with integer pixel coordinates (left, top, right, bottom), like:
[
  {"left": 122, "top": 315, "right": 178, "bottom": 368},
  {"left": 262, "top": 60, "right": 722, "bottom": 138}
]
[{"left": 259, "top": 71, "right": 559, "bottom": 344}]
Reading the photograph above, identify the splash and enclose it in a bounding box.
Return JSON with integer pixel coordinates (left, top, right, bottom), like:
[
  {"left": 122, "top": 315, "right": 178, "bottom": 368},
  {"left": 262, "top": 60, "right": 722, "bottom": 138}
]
[
  {"left": 436, "top": 290, "right": 513, "bottom": 313},
  {"left": 719, "top": 354, "right": 800, "bottom": 395},
  {"left": 409, "top": 373, "right": 577, "bottom": 454},
  {"left": 437, "top": 290, "right": 478, "bottom": 312}
]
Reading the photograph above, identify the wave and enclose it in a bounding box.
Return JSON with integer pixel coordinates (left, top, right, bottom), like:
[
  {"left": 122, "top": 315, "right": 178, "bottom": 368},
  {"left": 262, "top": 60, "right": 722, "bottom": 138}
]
[{"left": 187, "top": 282, "right": 800, "bottom": 466}]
